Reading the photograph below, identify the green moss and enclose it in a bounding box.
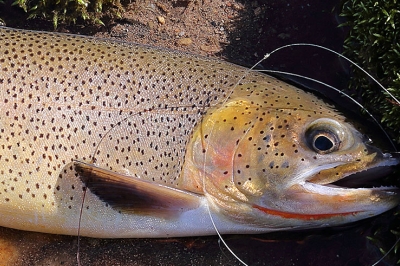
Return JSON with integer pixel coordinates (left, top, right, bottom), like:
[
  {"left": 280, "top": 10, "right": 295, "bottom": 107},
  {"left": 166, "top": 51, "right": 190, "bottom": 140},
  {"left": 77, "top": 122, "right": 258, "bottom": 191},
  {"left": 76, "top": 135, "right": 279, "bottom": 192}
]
[
  {"left": 341, "top": 2, "right": 400, "bottom": 263},
  {"left": 340, "top": 0, "right": 400, "bottom": 143},
  {"left": 12, "top": 0, "right": 124, "bottom": 28}
]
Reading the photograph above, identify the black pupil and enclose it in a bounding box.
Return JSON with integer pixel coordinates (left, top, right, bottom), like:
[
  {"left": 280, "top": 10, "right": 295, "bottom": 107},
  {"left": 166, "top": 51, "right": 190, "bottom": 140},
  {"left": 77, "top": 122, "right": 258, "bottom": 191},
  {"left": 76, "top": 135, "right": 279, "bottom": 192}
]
[{"left": 314, "top": 135, "right": 333, "bottom": 151}]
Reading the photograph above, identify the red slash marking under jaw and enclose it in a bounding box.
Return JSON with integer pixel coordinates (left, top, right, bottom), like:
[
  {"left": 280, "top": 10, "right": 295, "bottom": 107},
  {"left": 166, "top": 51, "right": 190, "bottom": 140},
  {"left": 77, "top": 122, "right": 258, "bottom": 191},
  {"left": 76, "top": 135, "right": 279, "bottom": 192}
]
[{"left": 252, "top": 204, "right": 359, "bottom": 220}]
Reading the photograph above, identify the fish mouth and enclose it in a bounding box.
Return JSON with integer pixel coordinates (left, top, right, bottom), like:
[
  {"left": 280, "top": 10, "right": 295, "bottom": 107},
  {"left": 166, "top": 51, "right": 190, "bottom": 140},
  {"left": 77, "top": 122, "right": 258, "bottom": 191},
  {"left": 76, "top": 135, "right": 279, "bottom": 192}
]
[
  {"left": 248, "top": 151, "right": 399, "bottom": 228},
  {"left": 257, "top": 152, "right": 400, "bottom": 223},
  {"left": 292, "top": 152, "right": 400, "bottom": 220}
]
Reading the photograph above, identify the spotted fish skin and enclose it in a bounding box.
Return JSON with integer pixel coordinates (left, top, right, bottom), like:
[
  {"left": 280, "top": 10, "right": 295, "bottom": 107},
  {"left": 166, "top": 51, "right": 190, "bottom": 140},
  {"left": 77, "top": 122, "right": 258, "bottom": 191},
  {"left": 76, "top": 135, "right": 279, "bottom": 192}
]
[{"left": 0, "top": 27, "right": 398, "bottom": 238}]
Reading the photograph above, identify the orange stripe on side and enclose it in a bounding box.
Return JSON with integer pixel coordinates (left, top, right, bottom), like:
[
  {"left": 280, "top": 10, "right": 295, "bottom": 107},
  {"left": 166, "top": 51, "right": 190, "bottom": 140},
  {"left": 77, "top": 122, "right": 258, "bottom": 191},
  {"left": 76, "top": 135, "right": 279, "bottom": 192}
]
[{"left": 252, "top": 204, "right": 359, "bottom": 220}]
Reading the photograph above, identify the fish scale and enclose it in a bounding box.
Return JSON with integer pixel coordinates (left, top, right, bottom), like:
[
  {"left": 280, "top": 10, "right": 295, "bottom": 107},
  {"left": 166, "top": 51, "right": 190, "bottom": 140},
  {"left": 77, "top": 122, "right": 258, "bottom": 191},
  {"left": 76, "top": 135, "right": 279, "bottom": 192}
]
[{"left": 0, "top": 27, "right": 398, "bottom": 238}]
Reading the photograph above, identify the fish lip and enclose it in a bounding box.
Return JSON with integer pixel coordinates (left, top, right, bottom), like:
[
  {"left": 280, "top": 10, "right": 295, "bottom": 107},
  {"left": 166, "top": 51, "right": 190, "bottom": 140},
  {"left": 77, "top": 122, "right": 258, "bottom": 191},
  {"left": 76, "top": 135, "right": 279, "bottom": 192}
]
[
  {"left": 336, "top": 153, "right": 399, "bottom": 187},
  {"left": 300, "top": 180, "right": 399, "bottom": 211},
  {"left": 306, "top": 152, "right": 400, "bottom": 189},
  {"left": 305, "top": 178, "right": 399, "bottom": 192}
]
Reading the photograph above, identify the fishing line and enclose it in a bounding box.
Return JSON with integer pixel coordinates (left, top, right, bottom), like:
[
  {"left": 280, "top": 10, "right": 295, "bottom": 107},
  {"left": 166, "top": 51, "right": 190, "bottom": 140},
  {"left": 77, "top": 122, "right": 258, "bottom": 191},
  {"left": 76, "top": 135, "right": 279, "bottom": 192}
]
[
  {"left": 219, "top": 53, "right": 272, "bottom": 106},
  {"left": 200, "top": 113, "right": 249, "bottom": 266},
  {"left": 80, "top": 94, "right": 231, "bottom": 262},
  {"left": 217, "top": 238, "right": 240, "bottom": 263},
  {"left": 262, "top": 43, "right": 399, "bottom": 151},
  {"left": 261, "top": 43, "right": 400, "bottom": 266},
  {"left": 371, "top": 238, "right": 400, "bottom": 266},
  {"left": 80, "top": 66, "right": 243, "bottom": 261},
  {"left": 73, "top": 43, "right": 399, "bottom": 266},
  {"left": 198, "top": 42, "right": 290, "bottom": 264},
  {"left": 205, "top": 114, "right": 256, "bottom": 266},
  {"left": 204, "top": 43, "right": 400, "bottom": 265},
  {"left": 253, "top": 68, "right": 396, "bottom": 151},
  {"left": 264, "top": 43, "right": 400, "bottom": 107},
  {"left": 205, "top": 204, "right": 248, "bottom": 265},
  {"left": 200, "top": 52, "right": 261, "bottom": 266},
  {"left": 76, "top": 186, "right": 87, "bottom": 266},
  {"left": 90, "top": 108, "right": 156, "bottom": 162},
  {"left": 90, "top": 104, "right": 214, "bottom": 163},
  {"left": 371, "top": 236, "right": 400, "bottom": 266}
]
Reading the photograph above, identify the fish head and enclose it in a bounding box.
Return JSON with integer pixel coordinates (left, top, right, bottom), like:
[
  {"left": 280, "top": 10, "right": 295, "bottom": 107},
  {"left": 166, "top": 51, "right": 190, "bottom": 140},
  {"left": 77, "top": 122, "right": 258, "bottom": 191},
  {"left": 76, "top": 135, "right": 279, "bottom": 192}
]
[{"left": 185, "top": 78, "right": 399, "bottom": 231}]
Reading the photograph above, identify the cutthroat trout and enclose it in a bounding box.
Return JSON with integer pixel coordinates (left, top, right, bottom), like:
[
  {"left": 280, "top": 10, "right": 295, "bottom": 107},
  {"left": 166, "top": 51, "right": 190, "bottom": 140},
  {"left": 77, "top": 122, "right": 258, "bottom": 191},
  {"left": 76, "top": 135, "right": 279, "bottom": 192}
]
[{"left": 0, "top": 27, "right": 398, "bottom": 238}]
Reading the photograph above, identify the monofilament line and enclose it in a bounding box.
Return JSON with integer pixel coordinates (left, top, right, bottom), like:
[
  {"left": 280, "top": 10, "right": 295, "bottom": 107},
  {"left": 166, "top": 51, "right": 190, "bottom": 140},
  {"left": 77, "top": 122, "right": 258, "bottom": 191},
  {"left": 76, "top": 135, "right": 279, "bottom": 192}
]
[
  {"left": 200, "top": 51, "right": 263, "bottom": 266},
  {"left": 255, "top": 68, "right": 396, "bottom": 151},
  {"left": 266, "top": 43, "right": 400, "bottom": 107},
  {"left": 260, "top": 43, "right": 398, "bottom": 151}
]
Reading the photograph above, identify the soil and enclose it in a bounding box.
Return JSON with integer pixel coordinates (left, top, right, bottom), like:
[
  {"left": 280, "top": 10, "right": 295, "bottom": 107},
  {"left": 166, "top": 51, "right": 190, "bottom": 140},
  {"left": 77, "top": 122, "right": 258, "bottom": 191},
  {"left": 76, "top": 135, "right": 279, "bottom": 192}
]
[
  {"left": 0, "top": 1, "right": 398, "bottom": 265},
  {"left": 0, "top": 0, "right": 347, "bottom": 67}
]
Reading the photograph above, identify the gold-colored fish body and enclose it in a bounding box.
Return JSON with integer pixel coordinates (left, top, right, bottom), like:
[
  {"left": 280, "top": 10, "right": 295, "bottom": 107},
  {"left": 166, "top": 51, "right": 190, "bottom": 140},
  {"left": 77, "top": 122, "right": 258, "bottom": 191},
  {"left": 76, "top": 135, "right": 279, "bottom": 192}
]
[{"left": 0, "top": 27, "right": 398, "bottom": 237}]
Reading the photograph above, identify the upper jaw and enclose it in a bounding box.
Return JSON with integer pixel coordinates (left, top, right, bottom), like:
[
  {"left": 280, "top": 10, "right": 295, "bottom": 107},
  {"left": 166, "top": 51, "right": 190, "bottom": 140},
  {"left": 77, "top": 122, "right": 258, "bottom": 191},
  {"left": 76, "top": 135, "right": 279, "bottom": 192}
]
[{"left": 305, "top": 151, "right": 400, "bottom": 188}]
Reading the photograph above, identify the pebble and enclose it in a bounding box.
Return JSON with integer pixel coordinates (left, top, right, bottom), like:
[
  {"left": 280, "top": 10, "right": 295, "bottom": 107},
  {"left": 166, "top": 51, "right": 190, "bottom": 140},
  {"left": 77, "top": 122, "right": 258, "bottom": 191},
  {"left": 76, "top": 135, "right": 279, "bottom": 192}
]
[
  {"left": 157, "top": 16, "right": 166, "bottom": 25},
  {"left": 177, "top": 38, "right": 193, "bottom": 46},
  {"left": 254, "top": 7, "right": 262, "bottom": 16},
  {"left": 200, "top": 44, "right": 219, "bottom": 53}
]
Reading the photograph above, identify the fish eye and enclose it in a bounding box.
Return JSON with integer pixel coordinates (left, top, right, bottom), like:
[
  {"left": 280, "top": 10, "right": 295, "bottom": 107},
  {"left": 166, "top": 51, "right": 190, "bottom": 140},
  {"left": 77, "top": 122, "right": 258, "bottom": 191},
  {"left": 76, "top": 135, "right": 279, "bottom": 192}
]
[
  {"left": 305, "top": 119, "right": 345, "bottom": 154},
  {"left": 309, "top": 131, "right": 340, "bottom": 154}
]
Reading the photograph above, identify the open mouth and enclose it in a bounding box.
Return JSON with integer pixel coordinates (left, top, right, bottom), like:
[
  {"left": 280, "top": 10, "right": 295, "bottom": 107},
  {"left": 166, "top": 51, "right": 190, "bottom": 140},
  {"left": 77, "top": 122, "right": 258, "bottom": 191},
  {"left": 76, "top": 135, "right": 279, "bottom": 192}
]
[{"left": 253, "top": 153, "right": 399, "bottom": 222}]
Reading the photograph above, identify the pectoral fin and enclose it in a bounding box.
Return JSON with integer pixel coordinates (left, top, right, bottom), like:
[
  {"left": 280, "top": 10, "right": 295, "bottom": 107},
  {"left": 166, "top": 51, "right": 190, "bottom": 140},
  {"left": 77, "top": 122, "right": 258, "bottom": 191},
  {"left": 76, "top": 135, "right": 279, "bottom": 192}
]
[{"left": 74, "top": 161, "right": 202, "bottom": 216}]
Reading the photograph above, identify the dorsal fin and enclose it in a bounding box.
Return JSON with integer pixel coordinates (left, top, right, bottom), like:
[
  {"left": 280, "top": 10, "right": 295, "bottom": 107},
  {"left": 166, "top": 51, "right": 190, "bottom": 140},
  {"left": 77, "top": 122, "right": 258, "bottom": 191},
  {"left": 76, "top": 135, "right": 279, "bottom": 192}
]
[{"left": 74, "top": 160, "right": 202, "bottom": 217}]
